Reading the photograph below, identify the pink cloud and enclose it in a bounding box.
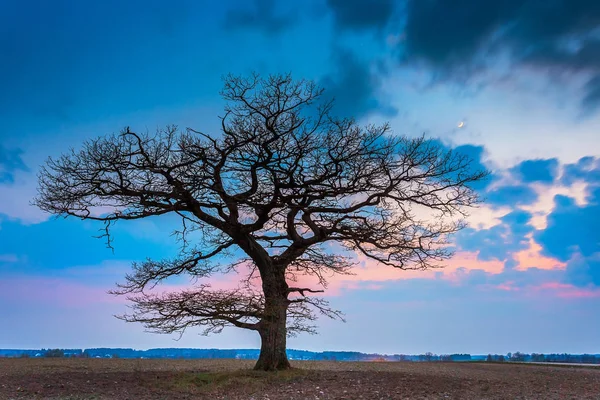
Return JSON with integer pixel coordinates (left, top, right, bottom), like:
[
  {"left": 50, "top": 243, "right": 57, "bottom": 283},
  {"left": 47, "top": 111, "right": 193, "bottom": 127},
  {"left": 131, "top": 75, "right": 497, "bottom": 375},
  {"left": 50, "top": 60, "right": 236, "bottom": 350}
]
[
  {"left": 496, "top": 281, "right": 520, "bottom": 291},
  {"left": 353, "top": 251, "right": 504, "bottom": 281},
  {"left": 279, "top": 250, "right": 507, "bottom": 296},
  {"left": 440, "top": 251, "right": 506, "bottom": 278},
  {"left": 478, "top": 281, "right": 600, "bottom": 299},
  {"left": 513, "top": 236, "right": 566, "bottom": 271},
  {"left": 146, "top": 250, "right": 506, "bottom": 298},
  {"left": 532, "top": 282, "right": 600, "bottom": 299},
  {"left": 10, "top": 242, "right": 570, "bottom": 306}
]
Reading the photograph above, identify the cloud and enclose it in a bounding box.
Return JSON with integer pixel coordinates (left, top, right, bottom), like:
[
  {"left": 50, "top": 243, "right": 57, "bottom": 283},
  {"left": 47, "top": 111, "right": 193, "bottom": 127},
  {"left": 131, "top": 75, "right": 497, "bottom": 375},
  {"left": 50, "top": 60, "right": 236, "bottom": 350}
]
[
  {"left": 401, "top": 0, "right": 600, "bottom": 112},
  {"left": 421, "top": 140, "right": 492, "bottom": 193},
  {"left": 315, "top": 250, "right": 506, "bottom": 296},
  {"left": 492, "top": 280, "right": 600, "bottom": 299},
  {"left": 224, "top": 0, "right": 295, "bottom": 34},
  {"left": 583, "top": 74, "right": 600, "bottom": 112},
  {"left": 485, "top": 185, "right": 538, "bottom": 206},
  {"left": 519, "top": 179, "right": 588, "bottom": 230},
  {"left": 454, "top": 154, "right": 600, "bottom": 284},
  {"left": 185, "top": 152, "right": 600, "bottom": 296},
  {"left": 451, "top": 144, "right": 493, "bottom": 191},
  {"left": 455, "top": 210, "right": 534, "bottom": 262},
  {"left": 563, "top": 252, "right": 600, "bottom": 287},
  {"left": 442, "top": 259, "right": 593, "bottom": 300},
  {"left": 0, "top": 174, "right": 48, "bottom": 224},
  {"left": 326, "top": 0, "right": 395, "bottom": 31},
  {"left": 511, "top": 158, "right": 559, "bottom": 183},
  {"left": 530, "top": 157, "right": 600, "bottom": 284},
  {"left": 402, "top": 0, "right": 514, "bottom": 70},
  {"left": 0, "top": 146, "right": 28, "bottom": 183},
  {"left": 0, "top": 146, "right": 43, "bottom": 223},
  {"left": 321, "top": 48, "right": 397, "bottom": 118},
  {"left": 513, "top": 236, "right": 566, "bottom": 271},
  {"left": 403, "top": 0, "right": 600, "bottom": 70},
  {"left": 465, "top": 204, "right": 511, "bottom": 230},
  {"left": 561, "top": 156, "right": 600, "bottom": 186},
  {"left": 536, "top": 190, "right": 600, "bottom": 262}
]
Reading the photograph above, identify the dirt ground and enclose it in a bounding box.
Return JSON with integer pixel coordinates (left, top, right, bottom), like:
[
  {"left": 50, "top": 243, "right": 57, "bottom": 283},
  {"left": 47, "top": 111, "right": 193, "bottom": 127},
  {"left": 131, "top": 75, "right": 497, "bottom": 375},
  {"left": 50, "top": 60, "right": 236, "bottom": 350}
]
[{"left": 1, "top": 358, "right": 599, "bottom": 399}]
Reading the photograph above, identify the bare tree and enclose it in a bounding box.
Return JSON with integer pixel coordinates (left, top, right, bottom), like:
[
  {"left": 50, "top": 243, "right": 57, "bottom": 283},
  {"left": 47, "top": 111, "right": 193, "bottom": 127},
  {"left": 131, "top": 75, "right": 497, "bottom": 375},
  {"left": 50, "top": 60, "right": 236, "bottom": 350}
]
[{"left": 35, "top": 73, "right": 487, "bottom": 370}]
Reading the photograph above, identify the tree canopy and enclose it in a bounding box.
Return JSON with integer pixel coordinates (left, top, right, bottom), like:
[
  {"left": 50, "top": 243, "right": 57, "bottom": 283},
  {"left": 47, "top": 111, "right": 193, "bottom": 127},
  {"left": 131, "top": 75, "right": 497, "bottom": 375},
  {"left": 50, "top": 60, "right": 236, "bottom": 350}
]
[{"left": 36, "top": 73, "right": 487, "bottom": 370}]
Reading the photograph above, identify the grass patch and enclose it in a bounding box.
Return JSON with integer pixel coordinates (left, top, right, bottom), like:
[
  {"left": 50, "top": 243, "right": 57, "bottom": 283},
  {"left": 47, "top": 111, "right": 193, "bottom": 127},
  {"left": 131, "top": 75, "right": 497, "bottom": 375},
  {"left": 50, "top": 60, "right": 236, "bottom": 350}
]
[{"left": 169, "top": 368, "right": 312, "bottom": 394}]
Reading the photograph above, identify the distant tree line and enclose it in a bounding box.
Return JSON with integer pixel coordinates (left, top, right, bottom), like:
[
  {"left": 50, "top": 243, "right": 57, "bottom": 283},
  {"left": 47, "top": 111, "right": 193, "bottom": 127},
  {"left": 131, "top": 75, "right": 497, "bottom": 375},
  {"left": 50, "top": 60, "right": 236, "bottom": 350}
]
[
  {"left": 1, "top": 349, "right": 599, "bottom": 364},
  {"left": 485, "top": 352, "right": 600, "bottom": 364}
]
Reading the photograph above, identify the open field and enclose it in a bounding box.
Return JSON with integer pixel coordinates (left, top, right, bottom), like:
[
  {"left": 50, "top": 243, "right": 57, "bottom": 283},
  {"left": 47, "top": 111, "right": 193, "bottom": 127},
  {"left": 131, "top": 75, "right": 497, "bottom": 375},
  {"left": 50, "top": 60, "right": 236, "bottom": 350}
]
[{"left": 1, "top": 358, "right": 600, "bottom": 399}]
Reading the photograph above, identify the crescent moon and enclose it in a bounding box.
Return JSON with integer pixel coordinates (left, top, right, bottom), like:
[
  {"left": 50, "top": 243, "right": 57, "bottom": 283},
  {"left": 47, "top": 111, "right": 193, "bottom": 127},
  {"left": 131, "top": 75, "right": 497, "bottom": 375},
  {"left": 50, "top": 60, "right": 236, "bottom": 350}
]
[{"left": 457, "top": 122, "right": 465, "bottom": 128}]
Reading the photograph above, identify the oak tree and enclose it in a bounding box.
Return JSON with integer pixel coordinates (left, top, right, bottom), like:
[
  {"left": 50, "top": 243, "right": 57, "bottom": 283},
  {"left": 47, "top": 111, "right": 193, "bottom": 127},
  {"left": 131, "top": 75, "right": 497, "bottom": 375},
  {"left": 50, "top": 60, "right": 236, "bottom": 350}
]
[{"left": 35, "top": 74, "right": 486, "bottom": 370}]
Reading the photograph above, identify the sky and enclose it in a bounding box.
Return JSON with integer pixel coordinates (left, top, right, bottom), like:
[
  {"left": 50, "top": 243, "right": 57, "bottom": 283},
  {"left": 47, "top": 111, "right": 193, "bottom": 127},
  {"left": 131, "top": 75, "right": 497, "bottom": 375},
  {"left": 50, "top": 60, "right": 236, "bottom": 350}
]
[{"left": 1, "top": 0, "right": 600, "bottom": 355}]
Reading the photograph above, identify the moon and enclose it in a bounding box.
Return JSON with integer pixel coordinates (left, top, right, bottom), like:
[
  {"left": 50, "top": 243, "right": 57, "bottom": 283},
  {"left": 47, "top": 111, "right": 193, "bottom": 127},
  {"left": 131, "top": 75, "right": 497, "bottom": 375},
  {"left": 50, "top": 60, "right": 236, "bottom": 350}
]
[{"left": 457, "top": 121, "right": 465, "bottom": 128}]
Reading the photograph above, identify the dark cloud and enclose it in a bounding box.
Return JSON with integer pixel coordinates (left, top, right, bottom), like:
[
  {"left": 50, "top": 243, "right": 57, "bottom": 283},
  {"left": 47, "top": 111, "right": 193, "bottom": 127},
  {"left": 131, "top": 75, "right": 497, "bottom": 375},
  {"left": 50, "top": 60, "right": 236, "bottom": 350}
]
[
  {"left": 511, "top": 158, "right": 559, "bottom": 183},
  {"left": 224, "top": 0, "right": 295, "bottom": 34},
  {"left": 322, "top": 1, "right": 398, "bottom": 118},
  {"left": 582, "top": 75, "right": 600, "bottom": 112},
  {"left": 0, "top": 146, "right": 28, "bottom": 183},
  {"left": 403, "top": 0, "right": 600, "bottom": 68},
  {"left": 455, "top": 210, "right": 534, "bottom": 261},
  {"left": 402, "top": 0, "right": 600, "bottom": 111},
  {"left": 403, "top": 0, "right": 518, "bottom": 70},
  {"left": 321, "top": 49, "right": 397, "bottom": 118},
  {"left": 326, "top": 0, "right": 395, "bottom": 31}
]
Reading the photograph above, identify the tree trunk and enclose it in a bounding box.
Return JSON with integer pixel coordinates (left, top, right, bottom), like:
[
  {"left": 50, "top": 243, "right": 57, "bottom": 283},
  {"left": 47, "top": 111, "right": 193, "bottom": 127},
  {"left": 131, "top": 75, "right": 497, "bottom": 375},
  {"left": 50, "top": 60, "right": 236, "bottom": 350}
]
[
  {"left": 237, "top": 235, "right": 291, "bottom": 371},
  {"left": 254, "top": 304, "right": 291, "bottom": 371},
  {"left": 254, "top": 267, "right": 291, "bottom": 371}
]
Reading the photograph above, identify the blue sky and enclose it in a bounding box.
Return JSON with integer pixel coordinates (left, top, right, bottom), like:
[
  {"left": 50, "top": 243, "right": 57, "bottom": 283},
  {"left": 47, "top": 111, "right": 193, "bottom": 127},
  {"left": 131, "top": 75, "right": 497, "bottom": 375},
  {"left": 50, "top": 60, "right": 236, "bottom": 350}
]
[{"left": 1, "top": 0, "right": 600, "bottom": 355}]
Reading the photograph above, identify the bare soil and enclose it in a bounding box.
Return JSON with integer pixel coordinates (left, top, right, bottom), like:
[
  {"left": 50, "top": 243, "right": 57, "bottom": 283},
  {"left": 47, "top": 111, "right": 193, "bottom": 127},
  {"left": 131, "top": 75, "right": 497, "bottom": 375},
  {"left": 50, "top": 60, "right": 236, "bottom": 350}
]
[{"left": 1, "top": 358, "right": 599, "bottom": 399}]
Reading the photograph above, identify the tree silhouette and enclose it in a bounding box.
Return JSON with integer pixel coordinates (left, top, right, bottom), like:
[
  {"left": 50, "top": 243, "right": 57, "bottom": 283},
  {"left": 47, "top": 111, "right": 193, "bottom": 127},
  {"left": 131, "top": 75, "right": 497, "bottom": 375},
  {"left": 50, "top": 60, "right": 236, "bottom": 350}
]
[{"left": 35, "top": 74, "right": 487, "bottom": 370}]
